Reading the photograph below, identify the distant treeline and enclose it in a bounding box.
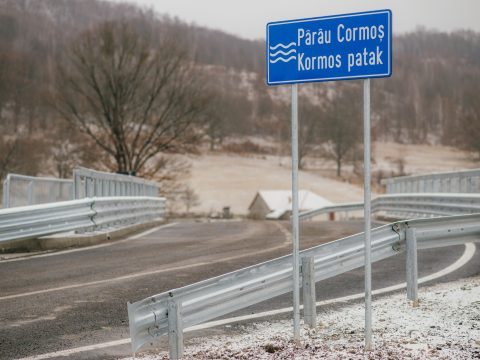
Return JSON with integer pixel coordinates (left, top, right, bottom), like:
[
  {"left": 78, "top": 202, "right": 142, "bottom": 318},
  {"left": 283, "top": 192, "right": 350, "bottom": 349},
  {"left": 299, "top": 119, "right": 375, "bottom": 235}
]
[{"left": 0, "top": 0, "right": 479, "bottom": 180}]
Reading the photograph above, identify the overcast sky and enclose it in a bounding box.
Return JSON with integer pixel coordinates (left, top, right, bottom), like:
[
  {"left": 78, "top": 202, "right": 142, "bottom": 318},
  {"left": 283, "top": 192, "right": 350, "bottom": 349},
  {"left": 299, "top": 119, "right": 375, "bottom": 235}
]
[{"left": 109, "top": 0, "right": 480, "bottom": 40}]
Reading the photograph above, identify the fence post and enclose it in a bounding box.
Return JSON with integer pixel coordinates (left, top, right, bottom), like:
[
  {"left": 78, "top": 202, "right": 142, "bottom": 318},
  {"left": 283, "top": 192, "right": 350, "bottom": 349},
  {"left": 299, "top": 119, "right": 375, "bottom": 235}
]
[
  {"left": 73, "top": 172, "right": 80, "bottom": 199},
  {"left": 27, "top": 180, "right": 34, "bottom": 205},
  {"left": 94, "top": 178, "right": 99, "bottom": 197},
  {"left": 406, "top": 228, "right": 418, "bottom": 306},
  {"left": 467, "top": 175, "right": 472, "bottom": 192},
  {"left": 2, "top": 176, "right": 10, "bottom": 208},
  {"left": 168, "top": 299, "right": 184, "bottom": 360},
  {"left": 85, "top": 177, "right": 92, "bottom": 197},
  {"left": 301, "top": 257, "right": 317, "bottom": 328}
]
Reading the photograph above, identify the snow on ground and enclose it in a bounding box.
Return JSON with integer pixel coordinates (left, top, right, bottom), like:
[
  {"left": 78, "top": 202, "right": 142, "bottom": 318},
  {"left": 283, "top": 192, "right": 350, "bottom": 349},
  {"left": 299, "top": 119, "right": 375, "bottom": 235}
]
[
  {"left": 127, "top": 275, "right": 480, "bottom": 359},
  {"left": 374, "top": 142, "right": 477, "bottom": 175},
  {"left": 188, "top": 154, "right": 365, "bottom": 215},
  {"left": 186, "top": 142, "right": 475, "bottom": 216}
]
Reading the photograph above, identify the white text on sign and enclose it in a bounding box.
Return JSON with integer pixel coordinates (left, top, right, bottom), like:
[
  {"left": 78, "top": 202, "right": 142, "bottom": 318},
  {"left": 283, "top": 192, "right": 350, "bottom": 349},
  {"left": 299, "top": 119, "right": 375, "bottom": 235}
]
[{"left": 297, "top": 24, "right": 385, "bottom": 73}]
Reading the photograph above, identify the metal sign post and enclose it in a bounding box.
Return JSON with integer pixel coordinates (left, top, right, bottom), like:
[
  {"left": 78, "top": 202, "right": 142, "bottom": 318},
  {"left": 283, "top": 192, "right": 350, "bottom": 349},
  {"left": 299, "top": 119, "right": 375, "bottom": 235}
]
[
  {"left": 291, "top": 83, "right": 301, "bottom": 341},
  {"left": 266, "top": 10, "right": 391, "bottom": 347},
  {"left": 363, "top": 78, "right": 372, "bottom": 349}
]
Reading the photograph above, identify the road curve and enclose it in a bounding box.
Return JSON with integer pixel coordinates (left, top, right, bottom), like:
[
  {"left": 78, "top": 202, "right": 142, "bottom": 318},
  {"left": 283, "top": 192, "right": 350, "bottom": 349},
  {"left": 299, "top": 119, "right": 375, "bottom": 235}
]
[{"left": 0, "top": 220, "right": 477, "bottom": 360}]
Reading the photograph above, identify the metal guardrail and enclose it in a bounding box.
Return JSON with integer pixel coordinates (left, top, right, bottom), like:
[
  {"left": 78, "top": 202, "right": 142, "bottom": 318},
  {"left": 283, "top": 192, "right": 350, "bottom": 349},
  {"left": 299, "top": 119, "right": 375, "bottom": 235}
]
[
  {"left": 73, "top": 167, "right": 159, "bottom": 199},
  {"left": 2, "top": 173, "right": 74, "bottom": 208},
  {"left": 373, "top": 193, "right": 480, "bottom": 218},
  {"left": 300, "top": 202, "right": 364, "bottom": 220},
  {"left": 381, "top": 169, "right": 480, "bottom": 194},
  {"left": 0, "top": 196, "right": 166, "bottom": 245},
  {"left": 127, "top": 213, "right": 480, "bottom": 357},
  {"left": 299, "top": 193, "right": 480, "bottom": 221}
]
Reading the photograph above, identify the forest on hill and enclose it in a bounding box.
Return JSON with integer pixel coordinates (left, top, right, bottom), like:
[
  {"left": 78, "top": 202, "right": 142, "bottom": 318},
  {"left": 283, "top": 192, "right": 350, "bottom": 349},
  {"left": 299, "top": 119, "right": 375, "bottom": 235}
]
[{"left": 0, "top": 0, "right": 479, "bottom": 183}]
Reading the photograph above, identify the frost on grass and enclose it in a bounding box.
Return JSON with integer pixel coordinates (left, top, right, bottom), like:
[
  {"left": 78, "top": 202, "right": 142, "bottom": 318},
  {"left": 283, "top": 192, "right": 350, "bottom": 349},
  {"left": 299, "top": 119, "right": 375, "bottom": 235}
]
[{"left": 132, "top": 275, "right": 480, "bottom": 359}]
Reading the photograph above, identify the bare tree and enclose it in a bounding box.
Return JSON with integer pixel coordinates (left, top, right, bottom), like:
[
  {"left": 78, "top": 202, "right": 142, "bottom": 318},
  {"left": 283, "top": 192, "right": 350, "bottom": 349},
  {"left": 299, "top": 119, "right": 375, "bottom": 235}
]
[
  {"left": 298, "top": 97, "right": 323, "bottom": 169},
  {"left": 203, "top": 85, "right": 227, "bottom": 151},
  {"left": 319, "top": 84, "right": 362, "bottom": 177},
  {"left": 0, "top": 136, "right": 47, "bottom": 181},
  {"left": 179, "top": 186, "right": 200, "bottom": 214},
  {"left": 54, "top": 20, "right": 209, "bottom": 176},
  {"left": 457, "top": 78, "right": 480, "bottom": 159},
  {"left": 202, "top": 74, "right": 253, "bottom": 150},
  {"left": 48, "top": 119, "right": 103, "bottom": 178}
]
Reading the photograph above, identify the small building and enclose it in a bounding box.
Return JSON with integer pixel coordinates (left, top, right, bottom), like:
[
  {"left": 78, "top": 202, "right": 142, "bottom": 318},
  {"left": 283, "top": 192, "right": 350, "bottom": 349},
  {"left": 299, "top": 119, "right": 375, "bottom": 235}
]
[{"left": 248, "top": 190, "right": 332, "bottom": 220}]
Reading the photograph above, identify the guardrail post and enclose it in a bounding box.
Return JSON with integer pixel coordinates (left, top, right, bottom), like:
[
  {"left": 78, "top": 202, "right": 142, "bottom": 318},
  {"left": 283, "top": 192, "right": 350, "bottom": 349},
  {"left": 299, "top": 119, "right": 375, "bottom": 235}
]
[
  {"left": 406, "top": 228, "right": 418, "bottom": 306},
  {"left": 301, "top": 257, "right": 317, "bottom": 328},
  {"left": 167, "top": 299, "right": 184, "bottom": 359}
]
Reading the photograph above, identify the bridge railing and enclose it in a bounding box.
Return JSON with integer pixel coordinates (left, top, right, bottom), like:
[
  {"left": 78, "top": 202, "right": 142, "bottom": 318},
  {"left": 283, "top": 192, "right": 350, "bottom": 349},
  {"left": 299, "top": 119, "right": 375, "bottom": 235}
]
[
  {"left": 381, "top": 169, "right": 480, "bottom": 194},
  {"left": 2, "top": 168, "right": 161, "bottom": 208},
  {"left": 2, "top": 173, "right": 74, "bottom": 208},
  {"left": 73, "top": 167, "right": 159, "bottom": 199}
]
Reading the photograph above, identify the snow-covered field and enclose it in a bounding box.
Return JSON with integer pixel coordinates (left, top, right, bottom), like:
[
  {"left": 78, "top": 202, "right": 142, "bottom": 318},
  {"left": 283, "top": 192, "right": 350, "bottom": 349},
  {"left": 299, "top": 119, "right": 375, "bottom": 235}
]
[
  {"left": 374, "top": 141, "right": 476, "bottom": 175},
  {"left": 127, "top": 275, "right": 480, "bottom": 359},
  {"left": 186, "top": 142, "right": 475, "bottom": 216},
  {"left": 188, "top": 153, "right": 365, "bottom": 215}
]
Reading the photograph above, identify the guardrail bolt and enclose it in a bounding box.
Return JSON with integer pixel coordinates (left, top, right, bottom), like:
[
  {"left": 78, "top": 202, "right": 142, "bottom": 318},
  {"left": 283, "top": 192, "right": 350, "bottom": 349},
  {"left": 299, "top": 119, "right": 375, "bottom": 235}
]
[{"left": 392, "top": 223, "right": 401, "bottom": 234}]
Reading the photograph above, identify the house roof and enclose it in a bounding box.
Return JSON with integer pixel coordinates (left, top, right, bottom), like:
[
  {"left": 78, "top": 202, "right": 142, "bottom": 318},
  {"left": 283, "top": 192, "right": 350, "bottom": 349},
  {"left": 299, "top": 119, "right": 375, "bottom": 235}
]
[{"left": 249, "top": 190, "right": 332, "bottom": 220}]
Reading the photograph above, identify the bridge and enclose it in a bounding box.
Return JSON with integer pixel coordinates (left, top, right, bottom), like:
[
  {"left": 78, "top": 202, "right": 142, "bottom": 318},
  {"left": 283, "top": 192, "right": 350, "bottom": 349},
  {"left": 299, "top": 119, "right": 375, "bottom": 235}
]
[{"left": 0, "top": 168, "right": 479, "bottom": 359}]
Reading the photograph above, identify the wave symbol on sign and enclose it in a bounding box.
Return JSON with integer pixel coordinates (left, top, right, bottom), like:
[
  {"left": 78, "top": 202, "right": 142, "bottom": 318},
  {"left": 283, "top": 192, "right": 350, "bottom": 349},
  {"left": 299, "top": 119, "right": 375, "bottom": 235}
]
[{"left": 269, "top": 42, "right": 296, "bottom": 64}]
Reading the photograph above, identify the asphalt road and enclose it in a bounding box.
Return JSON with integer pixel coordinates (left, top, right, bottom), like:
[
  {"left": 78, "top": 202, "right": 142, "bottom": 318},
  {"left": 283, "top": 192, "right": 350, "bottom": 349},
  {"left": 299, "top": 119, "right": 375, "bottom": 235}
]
[{"left": 0, "top": 219, "right": 478, "bottom": 360}]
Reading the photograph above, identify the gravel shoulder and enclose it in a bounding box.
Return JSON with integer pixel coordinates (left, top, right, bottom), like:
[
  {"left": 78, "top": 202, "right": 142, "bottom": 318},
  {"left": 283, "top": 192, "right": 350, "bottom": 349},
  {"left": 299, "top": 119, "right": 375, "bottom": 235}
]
[{"left": 127, "top": 274, "right": 480, "bottom": 359}]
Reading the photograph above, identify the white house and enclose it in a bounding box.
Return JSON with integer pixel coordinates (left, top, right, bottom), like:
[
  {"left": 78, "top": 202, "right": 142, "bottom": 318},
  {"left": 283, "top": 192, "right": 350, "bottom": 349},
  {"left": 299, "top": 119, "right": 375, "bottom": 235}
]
[{"left": 248, "top": 190, "right": 332, "bottom": 220}]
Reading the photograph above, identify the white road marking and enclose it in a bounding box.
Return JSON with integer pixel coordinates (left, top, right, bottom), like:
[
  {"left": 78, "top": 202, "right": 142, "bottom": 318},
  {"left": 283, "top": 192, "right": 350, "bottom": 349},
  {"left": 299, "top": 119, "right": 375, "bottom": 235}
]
[
  {"left": 0, "top": 260, "right": 210, "bottom": 301},
  {"left": 14, "top": 243, "right": 475, "bottom": 360},
  {"left": 127, "top": 224, "right": 176, "bottom": 240},
  {"left": 1, "top": 223, "right": 291, "bottom": 301},
  {"left": 0, "top": 223, "right": 178, "bottom": 264},
  {"left": 16, "top": 339, "right": 132, "bottom": 360}
]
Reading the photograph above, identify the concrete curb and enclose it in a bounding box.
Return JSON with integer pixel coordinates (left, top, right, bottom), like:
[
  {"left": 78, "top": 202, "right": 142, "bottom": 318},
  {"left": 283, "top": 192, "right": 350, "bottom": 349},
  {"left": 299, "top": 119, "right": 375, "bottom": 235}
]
[{"left": 0, "top": 219, "right": 166, "bottom": 252}]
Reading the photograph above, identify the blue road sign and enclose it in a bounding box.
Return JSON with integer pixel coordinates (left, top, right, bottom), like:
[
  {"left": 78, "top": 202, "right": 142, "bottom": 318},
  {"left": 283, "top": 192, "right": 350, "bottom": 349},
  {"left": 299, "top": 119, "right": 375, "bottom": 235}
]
[{"left": 266, "top": 10, "right": 392, "bottom": 85}]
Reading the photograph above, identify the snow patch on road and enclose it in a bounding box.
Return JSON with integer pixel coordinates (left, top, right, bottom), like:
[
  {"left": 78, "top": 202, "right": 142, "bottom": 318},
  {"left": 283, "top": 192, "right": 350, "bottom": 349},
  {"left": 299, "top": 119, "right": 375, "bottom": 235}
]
[{"left": 127, "top": 275, "right": 480, "bottom": 359}]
